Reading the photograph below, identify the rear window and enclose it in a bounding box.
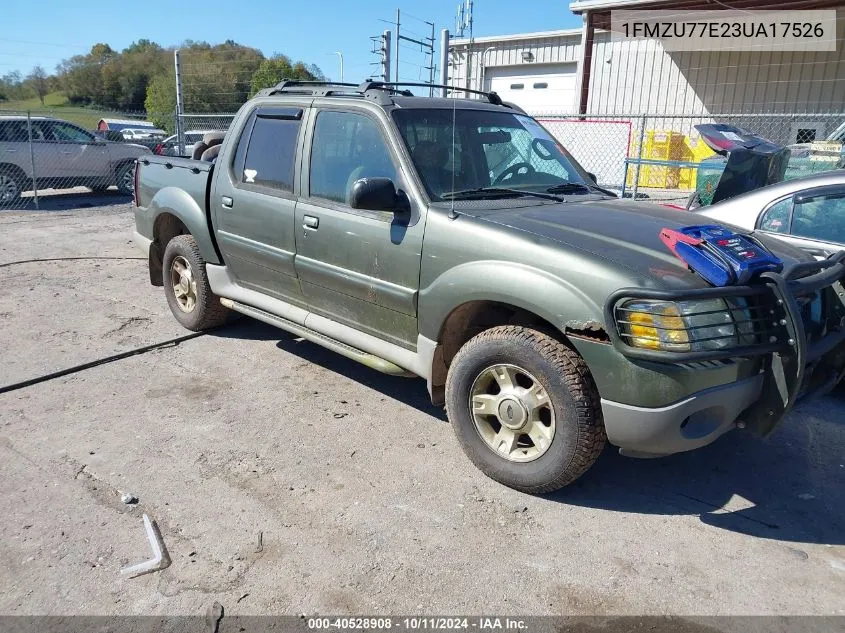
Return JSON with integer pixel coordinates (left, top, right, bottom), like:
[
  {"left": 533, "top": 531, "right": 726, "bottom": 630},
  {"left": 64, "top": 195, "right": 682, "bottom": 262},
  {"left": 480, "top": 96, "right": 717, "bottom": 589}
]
[{"left": 240, "top": 116, "right": 301, "bottom": 192}]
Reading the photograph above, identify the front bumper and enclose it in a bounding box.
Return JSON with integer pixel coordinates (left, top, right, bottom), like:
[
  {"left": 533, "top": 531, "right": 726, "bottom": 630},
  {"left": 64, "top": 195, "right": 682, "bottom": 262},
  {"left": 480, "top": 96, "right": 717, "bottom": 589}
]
[
  {"left": 604, "top": 252, "right": 845, "bottom": 443},
  {"left": 601, "top": 373, "right": 762, "bottom": 456}
]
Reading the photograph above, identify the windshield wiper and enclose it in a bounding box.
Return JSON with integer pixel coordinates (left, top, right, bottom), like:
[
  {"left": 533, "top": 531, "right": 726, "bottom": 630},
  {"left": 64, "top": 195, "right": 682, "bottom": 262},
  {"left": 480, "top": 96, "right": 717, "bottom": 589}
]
[
  {"left": 546, "top": 182, "right": 615, "bottom": 197},
  {"left": 442, "top": 187, "right": 563, "bottom": 202}
]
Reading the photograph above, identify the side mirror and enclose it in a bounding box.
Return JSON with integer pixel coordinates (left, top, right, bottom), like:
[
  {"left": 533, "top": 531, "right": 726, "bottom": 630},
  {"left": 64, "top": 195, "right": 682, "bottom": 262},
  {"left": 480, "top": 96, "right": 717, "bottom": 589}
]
[
  {"left": 586, "top": 171, "right": 598, "bottom": 183},
  {"left": 350, "top": 177, "right": 403, "bottom": 212}
]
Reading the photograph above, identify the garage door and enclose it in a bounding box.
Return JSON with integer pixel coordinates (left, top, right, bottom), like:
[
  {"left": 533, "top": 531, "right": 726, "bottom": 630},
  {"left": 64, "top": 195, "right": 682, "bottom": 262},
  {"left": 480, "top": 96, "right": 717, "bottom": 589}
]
[{"left": 485, "top": 64, "right": 577, "bottom": 112}]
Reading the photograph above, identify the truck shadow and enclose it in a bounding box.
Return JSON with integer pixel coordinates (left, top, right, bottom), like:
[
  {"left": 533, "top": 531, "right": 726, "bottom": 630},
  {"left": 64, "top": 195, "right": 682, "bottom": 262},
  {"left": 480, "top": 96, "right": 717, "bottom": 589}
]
[
  {"left": 214, "top": 318, "right": 446, "bottom": 420},
  {"left": 553, "top": 394, "right": 845, "bottom": 545},
  {"left": 6, "top": 189, "right": 130, "bottom": 212}
]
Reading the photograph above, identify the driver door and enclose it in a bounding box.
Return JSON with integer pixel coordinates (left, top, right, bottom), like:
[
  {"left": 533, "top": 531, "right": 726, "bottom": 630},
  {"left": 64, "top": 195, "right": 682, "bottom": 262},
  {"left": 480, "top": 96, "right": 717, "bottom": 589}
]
[{"left": 294, "top": 107, "right": 424, "bottom": 348}]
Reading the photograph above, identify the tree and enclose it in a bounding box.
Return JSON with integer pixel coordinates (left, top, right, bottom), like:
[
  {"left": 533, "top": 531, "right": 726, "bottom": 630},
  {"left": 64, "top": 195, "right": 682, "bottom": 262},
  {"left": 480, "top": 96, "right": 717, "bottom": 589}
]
[
  {"left": 27, "top": 66, "right": 48, "bottom": 105},
  {"left": 249, "top": 56, "right": 323, "bottom": 96},
  {"left": 0, "top": 71, "right": 25, "bottom": 102},
  {"left": 144, "top": 72, "right": 176, "bottom": 132}
]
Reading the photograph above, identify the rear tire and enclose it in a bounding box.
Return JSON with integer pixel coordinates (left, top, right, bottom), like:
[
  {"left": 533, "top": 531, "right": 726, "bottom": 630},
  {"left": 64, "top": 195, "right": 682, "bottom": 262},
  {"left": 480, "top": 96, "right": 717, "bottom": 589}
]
[
  {"left": 162, "top": 235, "right": 231, "bottom": 331},
  {"left": 116, "top": 163, "right": 135, "bottom": 196},
  {"left": 445, "top": 326, "right": 606, "bottom": 494}
]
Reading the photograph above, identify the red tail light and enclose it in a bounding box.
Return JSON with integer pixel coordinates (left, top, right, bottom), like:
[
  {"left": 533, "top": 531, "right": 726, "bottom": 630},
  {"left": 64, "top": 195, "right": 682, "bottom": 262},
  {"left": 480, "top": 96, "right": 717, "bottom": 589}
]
[
  {"left": 153, "top": 143, "right": 163, "bottom": 155},
  {"left": 133, "top": 160, "right": 141, "bottom": 207}
]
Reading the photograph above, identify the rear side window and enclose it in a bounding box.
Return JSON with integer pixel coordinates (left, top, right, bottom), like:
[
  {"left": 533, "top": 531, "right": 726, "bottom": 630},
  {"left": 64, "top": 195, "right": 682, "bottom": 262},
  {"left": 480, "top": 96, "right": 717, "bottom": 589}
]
[
  {"left": 759, "top": 197, "right": 791, "bottom": 233},
  {"left": 0, "top": 121, "right": 30, "bottom": 142},
  {"left": 241, "top": 115, "right": 301, "bottom": 192}
]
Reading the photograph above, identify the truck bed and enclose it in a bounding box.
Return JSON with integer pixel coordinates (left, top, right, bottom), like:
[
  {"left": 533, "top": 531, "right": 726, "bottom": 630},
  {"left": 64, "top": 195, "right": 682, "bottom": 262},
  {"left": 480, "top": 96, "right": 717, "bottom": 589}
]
[{"left": 136, "top": 155, "right": 212, "bottom": 212}]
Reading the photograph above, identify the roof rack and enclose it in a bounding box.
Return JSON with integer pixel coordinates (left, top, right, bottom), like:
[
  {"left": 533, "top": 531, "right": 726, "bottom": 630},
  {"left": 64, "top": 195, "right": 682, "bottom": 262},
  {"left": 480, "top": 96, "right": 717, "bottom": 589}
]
[{"left": 255, "top": 78, "right": 510, "bottom": 109}]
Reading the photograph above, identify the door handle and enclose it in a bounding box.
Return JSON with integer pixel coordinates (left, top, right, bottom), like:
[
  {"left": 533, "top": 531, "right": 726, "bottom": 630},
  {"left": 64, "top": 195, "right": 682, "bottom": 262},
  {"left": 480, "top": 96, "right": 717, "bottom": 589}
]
[
  {"left": 61, "top": 151, "right": 73, "bottom": 155},
  {"left": 5, "top": 149, "right": 17, "bottom": 153},
  {"left": 303, "top": 215, "right": 319, "bottom": 230},
  {"left": 221, "top": 196, "right": 233, "bottom": 208}
]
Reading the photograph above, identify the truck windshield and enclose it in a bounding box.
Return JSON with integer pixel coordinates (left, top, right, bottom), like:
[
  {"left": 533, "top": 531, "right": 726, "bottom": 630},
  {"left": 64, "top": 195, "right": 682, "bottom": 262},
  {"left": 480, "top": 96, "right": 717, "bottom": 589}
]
[{"left": 392, "top": 108, "right": 590, "bottom": 201}]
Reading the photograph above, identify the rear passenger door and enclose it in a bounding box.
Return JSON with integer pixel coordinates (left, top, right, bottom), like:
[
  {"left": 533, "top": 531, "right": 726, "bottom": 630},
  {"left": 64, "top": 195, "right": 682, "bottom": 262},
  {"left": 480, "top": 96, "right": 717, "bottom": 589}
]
[
  {"left": 212, "top": 105, "right": 307, "bottom": 305},
  {"left": 757, "top": 186, "right": 845, "bottom": 257},
  {"left": 40, "top": 121, "right": 110, "bottom": 181},
  {"left": 294, "top": 106, "right": 425, "bottom": 349}
]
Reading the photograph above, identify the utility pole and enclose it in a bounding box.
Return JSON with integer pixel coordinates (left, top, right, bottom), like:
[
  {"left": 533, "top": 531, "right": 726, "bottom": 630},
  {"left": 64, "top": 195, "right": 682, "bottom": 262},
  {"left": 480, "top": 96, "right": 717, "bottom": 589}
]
[
  {"left": 383, "top": 30, "right": 392, "bottom": 82},
  {"left": 465, "top": 0, "right": 474, "bottom": 92},
  {"left": 427, "top": 21, "right": 436, "bottom": 95},
  {"left": 394, "top": 9, "right": 401, "bottom": 82},
  {"left": 439, "top": 29, "right": 450, "bottom": 97},
  {"left": 174, "top": 49, "right": 185, "bottom": 157}
]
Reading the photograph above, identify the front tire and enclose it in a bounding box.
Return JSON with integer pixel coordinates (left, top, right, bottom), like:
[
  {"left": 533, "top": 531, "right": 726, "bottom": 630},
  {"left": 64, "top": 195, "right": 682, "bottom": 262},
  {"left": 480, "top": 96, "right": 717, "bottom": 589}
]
[
  {"left": 0, "top": 169, "right": 23, "bottom": 205},
  {"left": 445, "top": 326, "right": 606, "bottom": 494},
  {"left": 162, "top": 235, "right": 231, "bottom": 331}
]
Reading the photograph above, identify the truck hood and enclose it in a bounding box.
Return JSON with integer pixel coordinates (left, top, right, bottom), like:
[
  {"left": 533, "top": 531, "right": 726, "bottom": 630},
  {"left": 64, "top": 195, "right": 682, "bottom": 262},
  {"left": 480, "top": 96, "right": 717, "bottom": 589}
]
[{"left": 469, "top": 198, "right": 809, "bottom": 290}]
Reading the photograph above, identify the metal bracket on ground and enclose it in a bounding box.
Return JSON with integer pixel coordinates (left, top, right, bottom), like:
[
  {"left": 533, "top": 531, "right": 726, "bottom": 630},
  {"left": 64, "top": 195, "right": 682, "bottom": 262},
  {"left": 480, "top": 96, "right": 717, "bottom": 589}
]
[{"left": 120, "top": 514, "right": 171, "bottom": 578}]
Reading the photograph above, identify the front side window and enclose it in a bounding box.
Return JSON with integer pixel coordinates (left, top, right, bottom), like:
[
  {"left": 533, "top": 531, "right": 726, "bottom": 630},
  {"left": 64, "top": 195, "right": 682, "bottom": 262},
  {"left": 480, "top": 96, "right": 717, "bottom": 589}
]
[
  {"left": 309, "top": 110, "right": 397, "bottom": 204},
  {"left": 791, "top": 192, "right": 845, "bottom": 244},
  {"left": 392, "top": 108, "right": 589, "bottom": 200},
  {"left": 48, "top": 122, "right": 94, "bottom": 143},
  {"left": 240, "top": 116, "right": 301, "bottom": 192}
]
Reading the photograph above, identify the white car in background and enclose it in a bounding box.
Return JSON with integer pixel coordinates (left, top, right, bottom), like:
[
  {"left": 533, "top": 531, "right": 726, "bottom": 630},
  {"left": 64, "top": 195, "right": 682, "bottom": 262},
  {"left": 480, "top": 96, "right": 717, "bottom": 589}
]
[
  {"left": 157, "top": 130, "right": 217, "bottom": 158},
  {"left": 121, "top": 128, "right": 166, "bottom": 141}
]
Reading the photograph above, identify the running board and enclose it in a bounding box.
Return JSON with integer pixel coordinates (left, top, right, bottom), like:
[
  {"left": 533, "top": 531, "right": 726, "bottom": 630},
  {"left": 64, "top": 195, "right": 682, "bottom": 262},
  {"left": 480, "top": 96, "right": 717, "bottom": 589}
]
[{"left": 220, "top": 298, "right": 415, "bottom": 377}]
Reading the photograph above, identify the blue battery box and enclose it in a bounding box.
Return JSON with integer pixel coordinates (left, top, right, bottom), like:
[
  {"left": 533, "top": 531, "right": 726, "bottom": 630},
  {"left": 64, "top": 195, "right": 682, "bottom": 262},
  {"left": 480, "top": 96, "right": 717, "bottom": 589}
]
[{"left": 659, "top": 225, "right": 783, "bottom": 287}]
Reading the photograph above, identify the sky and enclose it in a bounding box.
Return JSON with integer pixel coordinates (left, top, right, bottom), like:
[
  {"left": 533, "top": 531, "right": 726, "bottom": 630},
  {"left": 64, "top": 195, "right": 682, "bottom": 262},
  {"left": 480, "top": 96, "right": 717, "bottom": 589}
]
[{"left": 1, "top": 0, "right": 581, "bottom": 83}]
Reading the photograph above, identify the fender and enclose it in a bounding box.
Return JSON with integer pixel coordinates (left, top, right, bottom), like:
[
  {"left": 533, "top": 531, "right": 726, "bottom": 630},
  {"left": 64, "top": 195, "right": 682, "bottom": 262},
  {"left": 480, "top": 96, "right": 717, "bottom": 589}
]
[
  {"left": 148, "top": 186, "right": 221, "bottom": 264},
  {"left": 418, "top": 260, "right": 604, "bottom": 342}
]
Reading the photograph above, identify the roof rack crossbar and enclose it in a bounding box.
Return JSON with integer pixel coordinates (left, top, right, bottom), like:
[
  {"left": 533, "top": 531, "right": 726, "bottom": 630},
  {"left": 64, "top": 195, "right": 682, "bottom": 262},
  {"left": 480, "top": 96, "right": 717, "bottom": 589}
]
[
  {"left": 358, "top": 81, "right": 503, "bottom": 106},
  {"left": 257, "top": 79, "right": 362, "bottom": 98}
]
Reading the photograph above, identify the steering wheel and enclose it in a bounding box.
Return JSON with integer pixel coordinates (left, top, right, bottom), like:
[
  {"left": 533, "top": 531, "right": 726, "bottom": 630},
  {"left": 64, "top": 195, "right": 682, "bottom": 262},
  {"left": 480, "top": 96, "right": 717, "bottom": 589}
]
[{"left": 494, "top": 162, "right": 535, "bottom": 185}]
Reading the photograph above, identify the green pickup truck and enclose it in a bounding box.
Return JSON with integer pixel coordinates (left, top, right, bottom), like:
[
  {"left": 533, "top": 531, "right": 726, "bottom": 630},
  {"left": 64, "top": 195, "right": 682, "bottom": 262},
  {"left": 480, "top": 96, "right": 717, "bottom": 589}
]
[{"left": 132, "top": 81, "right": 845, "bottom": 494}]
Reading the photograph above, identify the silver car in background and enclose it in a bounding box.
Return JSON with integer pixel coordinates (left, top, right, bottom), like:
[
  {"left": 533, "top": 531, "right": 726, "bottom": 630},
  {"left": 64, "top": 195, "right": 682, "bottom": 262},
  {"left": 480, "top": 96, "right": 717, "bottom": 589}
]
[
  {"left": 696, "top": 170, "right": 845, "bottom": 258},
  {"left": 0, "top": 115, "right": 151, "bottom": 203}
]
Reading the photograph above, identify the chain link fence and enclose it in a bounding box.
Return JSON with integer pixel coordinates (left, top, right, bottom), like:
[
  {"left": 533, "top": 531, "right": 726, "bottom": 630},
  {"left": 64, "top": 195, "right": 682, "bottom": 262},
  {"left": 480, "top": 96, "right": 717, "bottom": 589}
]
[
  {"left": 170, "top": 114, "right": 236, "bottom": 158},
  {"left": 535, "top": 110, "right": 845, "bottom": 204},
  {"left": 4, "top": 104, "right": 844, "bottom": 211},
  {"left": 0, "top": 109, "right": 160, "bottom": 210}
]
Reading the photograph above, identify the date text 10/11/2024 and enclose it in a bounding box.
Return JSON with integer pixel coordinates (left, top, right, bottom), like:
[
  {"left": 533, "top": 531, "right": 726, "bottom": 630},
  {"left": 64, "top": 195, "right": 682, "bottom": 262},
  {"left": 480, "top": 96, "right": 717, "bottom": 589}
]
[{"left": 307, "top": 618, "right": 528, "bottom": 630}]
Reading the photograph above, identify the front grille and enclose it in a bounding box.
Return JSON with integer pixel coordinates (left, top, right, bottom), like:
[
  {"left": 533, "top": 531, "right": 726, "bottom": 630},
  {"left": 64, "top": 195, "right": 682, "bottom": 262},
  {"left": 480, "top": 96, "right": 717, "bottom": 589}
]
[{"left": 740, "top": 294, "right": 789, "bottom": 347}]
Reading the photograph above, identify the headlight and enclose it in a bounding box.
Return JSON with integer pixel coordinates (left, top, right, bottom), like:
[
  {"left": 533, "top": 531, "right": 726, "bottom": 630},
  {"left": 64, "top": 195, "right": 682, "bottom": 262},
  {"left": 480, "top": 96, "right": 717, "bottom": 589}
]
[{"left": 617, "top": 298, "right": 752, "bottom": 352}]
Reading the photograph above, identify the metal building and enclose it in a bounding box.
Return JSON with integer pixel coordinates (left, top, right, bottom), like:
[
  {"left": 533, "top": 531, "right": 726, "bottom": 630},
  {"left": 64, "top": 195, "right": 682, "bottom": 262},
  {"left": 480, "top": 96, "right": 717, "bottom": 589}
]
[{"left": 449, "top": 0, "right": 845, "bottom": 123}]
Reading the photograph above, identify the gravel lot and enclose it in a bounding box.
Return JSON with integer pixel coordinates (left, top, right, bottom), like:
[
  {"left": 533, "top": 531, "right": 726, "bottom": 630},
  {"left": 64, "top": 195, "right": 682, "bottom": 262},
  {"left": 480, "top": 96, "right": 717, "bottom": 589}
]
[{"left": 1, "top": 198, "right": 844, "bottom": 620}]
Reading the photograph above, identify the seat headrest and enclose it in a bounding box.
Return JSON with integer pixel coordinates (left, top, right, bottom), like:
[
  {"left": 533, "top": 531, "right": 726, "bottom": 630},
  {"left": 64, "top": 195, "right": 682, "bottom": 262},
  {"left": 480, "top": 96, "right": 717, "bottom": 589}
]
[{"left": 203, "top": 131, "right": 225, "bottom": 146}]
